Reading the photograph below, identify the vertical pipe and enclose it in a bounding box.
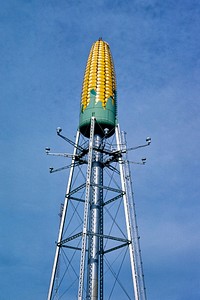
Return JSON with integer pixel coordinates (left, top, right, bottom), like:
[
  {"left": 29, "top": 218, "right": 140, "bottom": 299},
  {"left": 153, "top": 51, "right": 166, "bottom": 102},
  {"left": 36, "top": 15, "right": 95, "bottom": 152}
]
[{"left": 86, "top": 134, "right": 103, "bottom": 300}]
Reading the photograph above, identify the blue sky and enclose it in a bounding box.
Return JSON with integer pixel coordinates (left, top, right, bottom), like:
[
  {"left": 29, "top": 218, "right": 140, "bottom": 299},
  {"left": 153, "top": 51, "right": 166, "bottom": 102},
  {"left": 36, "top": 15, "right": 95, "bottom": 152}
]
[{"left": 1, "top": 0, "right": 200, "bottom": 299}]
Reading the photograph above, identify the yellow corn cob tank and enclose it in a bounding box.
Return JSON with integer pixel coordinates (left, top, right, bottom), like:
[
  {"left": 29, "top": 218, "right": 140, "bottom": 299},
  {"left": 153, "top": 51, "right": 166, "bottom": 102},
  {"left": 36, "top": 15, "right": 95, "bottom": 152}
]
[{"left": 79, "top": 38, "right": 117, "bottom": 138}]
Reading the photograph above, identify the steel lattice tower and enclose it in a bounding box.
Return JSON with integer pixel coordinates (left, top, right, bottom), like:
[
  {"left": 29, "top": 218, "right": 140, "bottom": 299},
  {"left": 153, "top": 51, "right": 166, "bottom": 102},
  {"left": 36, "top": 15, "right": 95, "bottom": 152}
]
[{"left": 46, "top": 39, "right": 150, "bottom": 300}]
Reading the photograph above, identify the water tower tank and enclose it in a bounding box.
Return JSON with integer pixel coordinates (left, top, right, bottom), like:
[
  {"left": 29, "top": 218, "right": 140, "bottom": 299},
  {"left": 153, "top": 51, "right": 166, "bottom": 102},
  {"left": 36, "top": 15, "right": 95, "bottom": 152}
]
[{"left": 79, "top": 39, "right": 117, "bottom": 137}]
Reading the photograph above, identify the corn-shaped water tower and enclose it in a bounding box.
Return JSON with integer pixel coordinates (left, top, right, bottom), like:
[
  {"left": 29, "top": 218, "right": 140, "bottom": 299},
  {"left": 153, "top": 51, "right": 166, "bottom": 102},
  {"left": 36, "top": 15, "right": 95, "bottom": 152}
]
[{"left": 46, "top": 38, "right": 150, "bottom": 300}]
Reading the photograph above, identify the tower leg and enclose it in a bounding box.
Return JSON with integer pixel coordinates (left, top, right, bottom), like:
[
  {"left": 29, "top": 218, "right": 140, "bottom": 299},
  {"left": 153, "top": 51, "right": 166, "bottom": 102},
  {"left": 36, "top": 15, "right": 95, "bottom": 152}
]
[
  {"left": 115, "top": 124, "right": 147, "bottom": 300},
  {"left": 47, "top": 130, "right": 80, "bottom": 300}
]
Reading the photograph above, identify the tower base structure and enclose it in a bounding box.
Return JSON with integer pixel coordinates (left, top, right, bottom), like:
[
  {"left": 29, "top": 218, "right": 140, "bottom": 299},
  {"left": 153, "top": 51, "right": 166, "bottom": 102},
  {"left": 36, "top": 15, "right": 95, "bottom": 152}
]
[{"left": 47, "top": 117, "right": 147, "bottom": 300}]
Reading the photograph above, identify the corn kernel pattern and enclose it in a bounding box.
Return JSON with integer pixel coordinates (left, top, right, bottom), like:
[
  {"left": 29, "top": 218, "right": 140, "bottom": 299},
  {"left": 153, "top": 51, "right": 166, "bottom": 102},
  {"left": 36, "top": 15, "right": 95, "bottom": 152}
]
[{"left": 81, "top": 39, "right": 117, "bottom": 111}]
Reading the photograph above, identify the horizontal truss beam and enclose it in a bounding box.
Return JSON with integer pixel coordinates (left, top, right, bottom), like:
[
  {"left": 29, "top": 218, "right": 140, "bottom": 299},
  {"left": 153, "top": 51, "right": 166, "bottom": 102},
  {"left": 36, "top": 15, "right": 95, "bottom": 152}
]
[
  {"left": 59, "top": 232, "right": 130, "bottom": 247},
  {"left": 103, "top": 242, "right": 130, "bottom": 254},
  {"left": 91, "top": 183, "right": 124, "bottom": 194},
  {"left": 65, "top": 183, "right": 86, "bottom": 197},
  {"left": 103, "top": 193, "right": 125, "bottom": 206}
]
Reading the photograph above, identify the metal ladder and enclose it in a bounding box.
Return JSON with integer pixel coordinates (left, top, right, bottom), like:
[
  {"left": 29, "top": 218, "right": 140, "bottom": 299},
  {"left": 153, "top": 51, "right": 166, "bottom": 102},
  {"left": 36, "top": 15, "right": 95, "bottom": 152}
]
[{"left": 78, "top": 117, "right": 96, "bottom": 300}]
